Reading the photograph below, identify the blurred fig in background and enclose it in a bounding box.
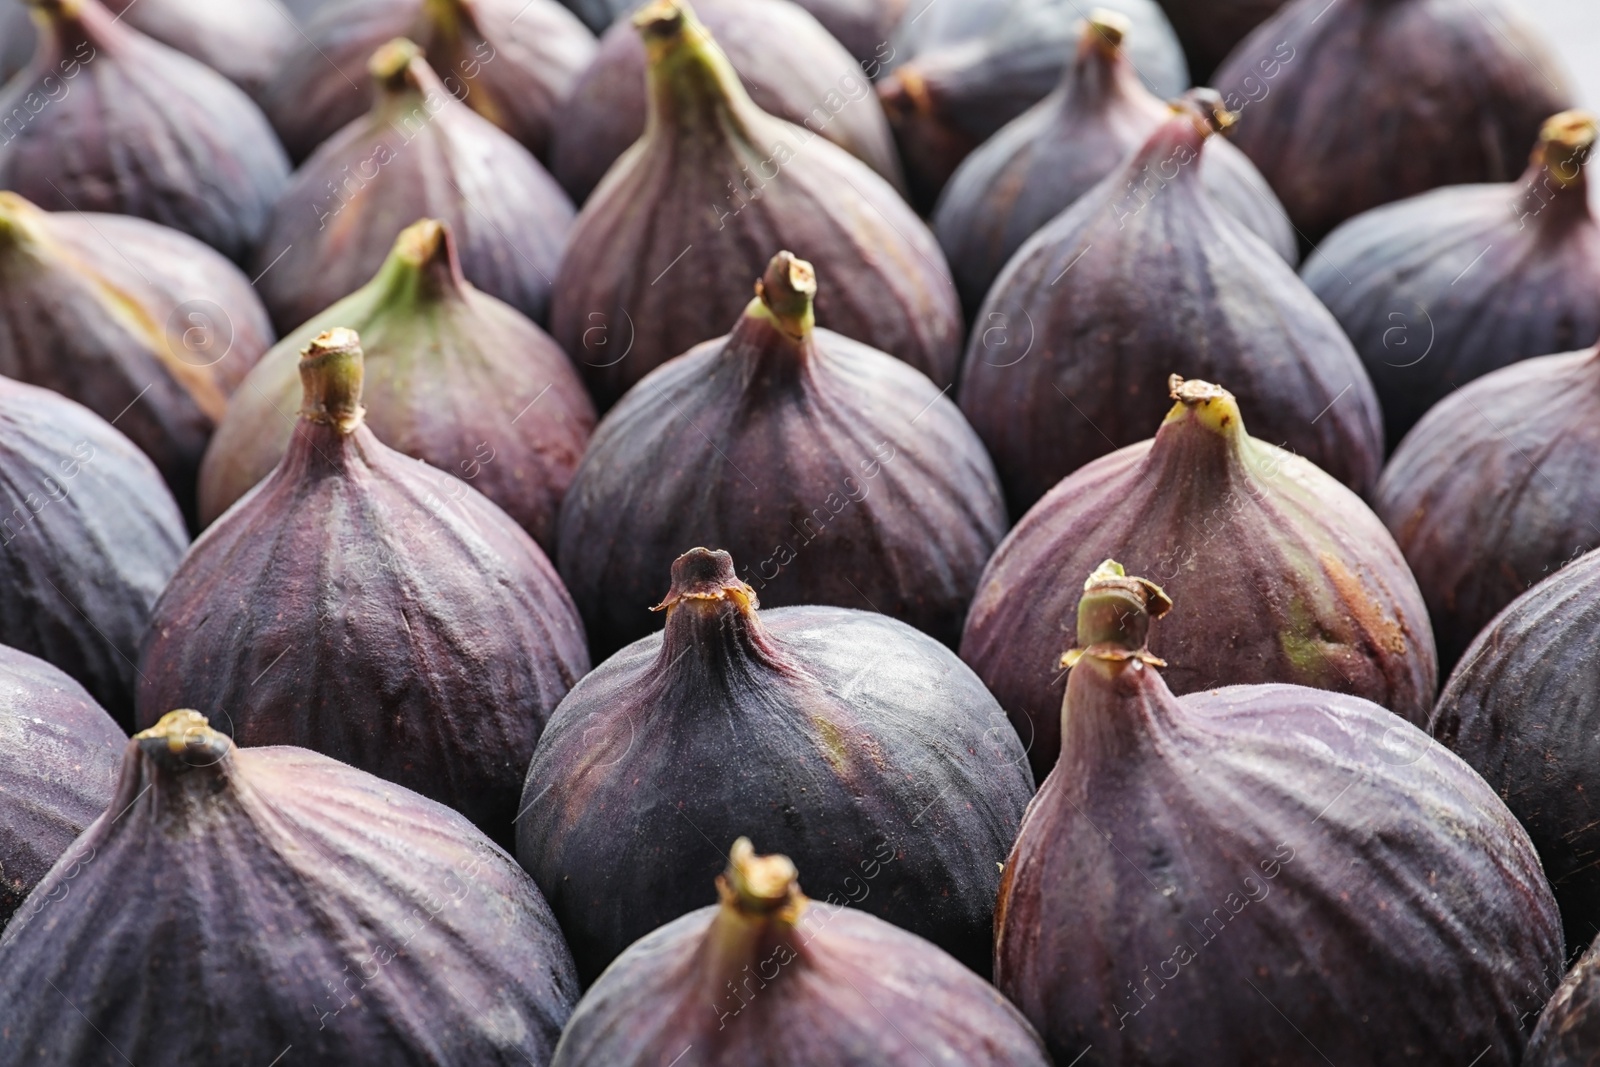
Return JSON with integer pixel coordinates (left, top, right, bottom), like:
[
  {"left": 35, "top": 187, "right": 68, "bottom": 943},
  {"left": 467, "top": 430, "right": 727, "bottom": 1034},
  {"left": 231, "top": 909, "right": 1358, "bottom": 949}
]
[
  {"left": 1528, "top": 934, "right": 1600, "bottom": 1065},
  {"left": 254, "top": 38, "right": 574, "bottom": 334},
  {"left": 1304, "top": 110, "right": 1600, "bottom": 449},
  {"left": 0, "top": 1, "right": 35, "bottom": 83},
  {"left": 261, "top": 0, "right": 595, "bottom": 163},
  {"left": 552, "top": 0, "right": 901, "bottom": 63},
  {"left": 959, "top": 93, "right": 1380, "bottom": 517},
  {"left": 96, "top": 0, "right": 298, "bottom": 100},
  {"left": 1156, "top": 0, "right": 1287, "bottom": 82},
  {"left": 1213, "top": 0, "right": 1575, "bottom": 243}
]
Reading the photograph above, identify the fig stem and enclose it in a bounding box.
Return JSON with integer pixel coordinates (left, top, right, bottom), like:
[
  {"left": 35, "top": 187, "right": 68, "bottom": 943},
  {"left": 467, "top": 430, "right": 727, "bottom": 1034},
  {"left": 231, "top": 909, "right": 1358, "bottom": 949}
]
[
  {"left": 1172, "top": 88, "right": 1236, "bottom": 139},
  {"left": 1531, "top": 109, "right": 1597, "bottom": 191},
  {"left": 374, "top": 218, "right": 469, "bottom": 305},
  {"left": 651, "top": 547, "right": 761, "bottom": 616},
  {"left": 751, "top": 252, "right": 817, "bottom": 340},
  {"left": 1082, "top": 9, "right": 1130, "bottom": 56},
  {"left": 717, "top": 838, "right": 807, "bottom": 919},
  {"left": 370, "top": 38, "right": 423, "bottom": 93},
  {"left": 299, "top": 328, "right": 368, "bottom": 433},
  {"left": 134, "top": 710, "right": 233, "bottom": 772},
  {"left": 635, "top": 0, "right": 752, "bottom": 135},
  {"left": 1163, "top": 375, "right": 1245, "bottom": 437},
  {"left": 1061, "top": 560, "right": 1171, "bottom": 669}
]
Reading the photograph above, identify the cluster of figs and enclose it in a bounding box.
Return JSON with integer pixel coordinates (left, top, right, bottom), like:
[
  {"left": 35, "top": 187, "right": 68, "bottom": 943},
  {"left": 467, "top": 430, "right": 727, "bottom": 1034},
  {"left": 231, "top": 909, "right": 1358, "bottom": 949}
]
[{"left": 6, "top": 0, "right": 1600, "bottom": 1061}]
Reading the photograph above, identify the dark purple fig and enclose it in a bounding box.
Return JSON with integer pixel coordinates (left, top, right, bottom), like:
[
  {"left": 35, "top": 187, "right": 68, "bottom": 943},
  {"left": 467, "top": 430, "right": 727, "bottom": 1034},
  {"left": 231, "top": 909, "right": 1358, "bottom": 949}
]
[
  {"left": 933, "top": 11, "right": 1294, "bottom": 317},
  {"left": 254, "top": 38, "right": 575, "bottom": 334},
  {"left": 1304, "top": 111, "right": 1600, "bottom": 450},
  {"left": 0, "top": 710, "right": 578, "bottom": 1063},
  {"left": 0, "top": 375, "right": 185, "bottom": 727},
  {"left": 550, "top": 0, "right": 904, "bottom": 205},
  {"left": 964, "top": 378, "right": 1436, "bottom": 781},
  {"left": 996, "top": 560, "right": 1564, "bottom": 1066},
  {"left": 261, "top": 0, "right": 596, "bottom": 164},
  {"left": 0, "top": 644, "right": 122, "bottom": 927},
  {"left": 0, "top": 0, "right": 290, "bottom": 263},
  {"left": 137, "top": 330, "right": 589, "bottom": 845},
  {"left": 557, "top": 252, "right": 1004, "bottom": 656},
  {"left": 959, "top": 95, "right": 1381, "bottom": 516},
  {"left": 200, "top": 218, "right": 594, "bottom": 553},
  {"left": 1213, "top": 0, "right": 1575, "bottom": 243},
  {"left": 518, "top": 547, "right": 1034, "bottom": 983},
  {"left": 0, "top": 192, "right": 274, "bottom": 518},
  {"left": 95, "top": 0, "right": 298, "bottom": 100},
  {"left": 1156, "top": 0, "right": 1287, "bottom": 82},
  {"left": 1528, "top": 933, "right": 1600, "bottom": 1065},
  {"left": 551, "top": 0, "right": 961, "bottom": 408},
  {"left": 550, "top": 839, "right": 1051, "bottom": 1064},
  {"left": 877, "top": 0, "right": 1187, "bottom": 211}
]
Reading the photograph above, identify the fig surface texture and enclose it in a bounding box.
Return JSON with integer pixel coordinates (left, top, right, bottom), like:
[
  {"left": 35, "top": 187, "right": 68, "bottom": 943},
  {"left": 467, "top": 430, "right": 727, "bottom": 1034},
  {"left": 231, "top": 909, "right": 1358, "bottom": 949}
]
[{"left": 1527, "top": 933, "right": 1600, "bottom": 1065}]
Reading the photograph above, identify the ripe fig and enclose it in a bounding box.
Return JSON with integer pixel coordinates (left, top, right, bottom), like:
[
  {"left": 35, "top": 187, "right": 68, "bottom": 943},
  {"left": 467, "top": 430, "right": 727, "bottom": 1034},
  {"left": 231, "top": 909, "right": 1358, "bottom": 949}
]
[
  {"left": 137, "top": 330, "right": 589, "bottom": 845},
  {"left": 1304, "top": 111, "right": 1600, "bottom": 450},
  {"left": 0, "top": 645, "right": 122, "bottom": 927},
  {"left": 200, "top": 219, "right": 594, "bottom": 553},
  {"left": 0, "top": 710, "right": 579, "bottom": 1063},
  {"left": 0, "top": 375, "right": 185, "bottom": 727},
  {"left": 959, "top": 95, "right": 1382, "bottom": 516},
  {"left": 0, "top": 0, "right": 290, "bottom": 263},
  {"left": 933, "top": 11, "right": 1294, "bottom": 317},
  {"left": 518, "top": 547, "right": 1034, "bottom": 983},
  {"left": 1213, "top": 0, "right": 1575, "bottom": 243},
  {"left": 550, "top": 839, "right": 1051, "bottom": 1064},
  {"left": 964, "top": 378, "right": 1435, "bottom": 781},
  {"left": 95, "top": 0, "right": 298, "bottom": 100},
  {"left": 550, "top": 0, "right": 904, "bottom": 204},
  {"left": 551, "top": 0, "right": 961, "bottom": 407},
  {"left": 1528, "top": 933, "right": 1600, "bottom": 1065},
  {"left": 557, "top": 252, "right": 1004, "bottom": 656},
  {"left": 1156, "top": 0, "right": 1286, "bottom": 81},
  {"left": 254, "top": 38, "right": 575, "bottom": 334}
]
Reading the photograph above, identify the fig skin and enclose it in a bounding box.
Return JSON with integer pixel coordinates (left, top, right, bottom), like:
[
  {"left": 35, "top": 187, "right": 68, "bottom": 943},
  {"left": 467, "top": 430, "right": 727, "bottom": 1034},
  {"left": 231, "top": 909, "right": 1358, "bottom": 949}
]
[
  {"left": 1156, "top": 0, "right": 1286, "bottom": 82},
  {"left": 550, "top": 839, "right": 1051, "bottom": 1065},
  {"left": 1213, "top": 0, "right": 1575, "bottom": 244},
  {"left": 1304, "top": 111, "right": 1600, "bottom": 450},
  {"left": 254, "top": 38, "right": 575, "bottom": 335},
  {"left": 551, "top": 0, "right": 962, "bottom": 408},
  {"left": 96, "top": 0, "right": 298, "bottom": 100},
  {"left": 1528, "top": 933, "right": 1600, "bottom": 1065},
  {"left": 964, "top": 379, "right": 1436, "bottom": 782},
  {"left": 557, "top": 252, "right": 1005, "bottom": 657},
  {"left": 0, "top": 0, "right": 290, "bottom": 263},
  {"left": 958, "top": 95, "right": 1382, "bottom": 516},
  {"left": 0, "top": 644, "right": 122, "bottom": 928},
  {"left": 550, "top": 0, "right": 905, "bottom": 205},
  {"left": 200, "top": 219, "right": 595, "bottom": 552},
  {"left": 0, "top": 375, "right": 186, "bottom": 728},
  {"left": 0, "top": 710, "right": 579, "bottom": 1064},
  {"left": 933, "top": 12, "right": 1295, "bottom": 317},
  {"left": 137, "top": 330, "right": 590, "bottom": 846},
  {"left": 997, "top": 561, "right": 1565, "bottom": 1066}
]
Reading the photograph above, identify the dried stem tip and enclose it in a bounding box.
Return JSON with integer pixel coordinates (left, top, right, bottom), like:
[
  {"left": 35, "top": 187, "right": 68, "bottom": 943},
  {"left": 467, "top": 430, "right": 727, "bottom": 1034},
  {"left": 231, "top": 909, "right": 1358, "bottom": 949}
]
[
  {"left": 754, "top": 251, "right": 817, "bottom": 336},
  {"left": 651, "top": 547, "right": 759, "bottom": 613},
  {"left": 1063, "top": 560, "right": 1172, "bottom": 668},
  {"left": 717, "top": 837, "right": 806, "bottom": 920},
  {"left": 1172, "top": 88, "right": 1236, "bottom": 138},
  {"left": 1083, "top": 9, "right": 1130, "bottom": 51},
  {"left": 299, "top": 328, "right": 367, "bottom": 433},
  {"left": 134, "top": 709, "right": 233, "bottom": 770},
  {"left": 1535, "top": 109, "right": 1598, "bottom": 188},
  {"left": 1165, "top": 375, "right": 1244, "bottom": 435},
  {"left": 370, "top": 38, "right": 422, "bottom": 91}
]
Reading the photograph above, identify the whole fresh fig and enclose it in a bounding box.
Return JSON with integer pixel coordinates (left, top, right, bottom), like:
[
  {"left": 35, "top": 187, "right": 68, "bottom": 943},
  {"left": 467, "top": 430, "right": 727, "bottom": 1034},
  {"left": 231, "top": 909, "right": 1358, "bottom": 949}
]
[
  {"left": 1304, "top": 111, "right": 1600, "bottom": 450},
  {"left": 933, "top": 11, "right": 1294, "bottom": 316},
  {"left": 996, "top": 561, "right": 1564, "bottom": 1066},
  {"left": 518, "top": 547, "right": 1035, "bottom": 983},
  {"left": 557, "top": 252, "right": 1004, "bottom": 656},
  {"left": 964, "top": 378, "right": 1436, "bottom": 781},
  {"left": 254, "top": 37, "right": 574, "bottom": 334},
  {"left": 551, "top": 0, "right": 961, "bottom": 408},
  {"left": 550, "top": 839, "right": 1051, "bottom": 1064},
  {"left": 96, "top": 0, "right": 298, "bottom": 100},
  {"left": 0, "top": 0, "right": 290, "bottom": 262},
  {"left": 261, "top": 0, "right": 596, "bottom": 163},
  {"left": 1528, "top": 933, "right": 1600, "bottom": 1065},
  {"left": 550, "top": 0, "right": 904, "bottom": 204},
  {"left": 200, "top": 219, "right": 594, "bottom": 552},
  {"left": 138, "top": 330, "right": 589, "bottom": 845},
  {"left": 0, "top": 375, "right": 186, "bottom": 726},
  {"left": 1213, "top": 0, "right": 1575, "bottom": 243},
  {"left": 959, "top": 94, "right": 1381, "bottom": 516},
  {"left": 1156, "top": 0, "right": 1286, "bottom": 81},
  {"left": 0, "top": 710, "right": 579, "bottom": 1064}
]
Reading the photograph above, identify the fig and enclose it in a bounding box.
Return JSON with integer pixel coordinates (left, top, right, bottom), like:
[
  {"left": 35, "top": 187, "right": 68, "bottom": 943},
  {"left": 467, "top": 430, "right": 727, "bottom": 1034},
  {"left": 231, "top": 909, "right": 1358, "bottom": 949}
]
[
  {"left": 254, "top": 38, "right": 575, "bottom": 334},
  {"left": 551, "top": 0, "right": 962, "bottom": 408},
  {"left": 549, "top": 839, "right": 1051, "bottom": 1064},
  {"left": 557, "top": 252, "right": 1004, "bottom": 656},
  {"left": 137, "top": 329, "right": 590, "bottom": 845},
  {"left": 933, "top": 11, "right": 1295, "bottom": 317},
  {"left": 518, "top": 547, "right": 1033, "bottom": 983},
  {"left": 0, "top": 0, "right": 290, "bottom": 263},
  {"left": 0, "top": 374, "right": 186, "bottom": 727},
  {"left": 550, "top": 0, "right": 904, "bottom": 205},
  {"left": 877, "top": 0, "right": 1188, "bottom": 211},
  {"left": 958, "top": 94, "right": 1382, "bottom": 516},
  {"left": 1304, "top": 111, "right": 1600, "bottom": 450},
  {"left": 995, "top": 560, "right": 1564, "bottom": 1065},
  {"left": 1156, "top": 0, "right": 1287, "bottom": 82},
  {"left": 0, "top": 644, "right": 122, "bottom": 927},
  {"left": 0, "top": 710, "right": 579, "bottom": 1064},
  {"left": 261, "top": 0, "right": 596, "bottom": 164},
  {"left": 789, "top": 0, "right": 906, "bottom": 68},
  {"left": 95, "top": 0, "right": 298, "bottom": 100},
  {"left": 1528, "top": 934, "right": 1600, "bottom": 1065},
  {"left": 200, "top": 219, "right": 594, "bottom": 552},
  {"left": 1213, "top": 0, "right": 1576, "bottom": 243},
  {"left": 0, "top": 192, "right": 275, "bottom": 518},
  {"left": 964, "top": 378, "right": 1436, "bottom": 781}
]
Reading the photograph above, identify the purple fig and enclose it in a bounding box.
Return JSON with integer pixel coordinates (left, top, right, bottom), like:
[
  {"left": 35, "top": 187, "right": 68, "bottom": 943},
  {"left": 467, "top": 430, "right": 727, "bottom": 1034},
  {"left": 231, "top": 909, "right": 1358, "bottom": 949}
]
[
  {"left": 96, "top": 0, "right": 298, "bottom": 100},
  {"left": 1528, "top": 933, "right": 1600, "bottom": 1065},
  {"left": 1156, "top": 0, "right": 1287, "bottom": 81}
]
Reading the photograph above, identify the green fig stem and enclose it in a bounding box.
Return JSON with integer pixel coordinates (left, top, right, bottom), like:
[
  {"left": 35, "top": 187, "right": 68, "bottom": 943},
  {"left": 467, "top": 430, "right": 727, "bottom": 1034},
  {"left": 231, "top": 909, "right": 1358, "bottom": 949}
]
[
  {"left": 1061, "top": 561, "right": 1172, "bottom": 670},
  {"left": 750, "top": 252, "right": 817, "bottom": 341},
  {"left": 371, "top": 37, "right": 425, "bottom": 93},
  {"left": 636, "top": 0, "right": 754, "bottom": 135},
  {"left": 1163, "top": 375, "right": 1244, "bottom": 437},
  {"left": 134, "top": 710, "right": 234, "bottom": 773},
  {"left": 372, "top": 218, "right": 469, "bottom": 308},
  {"left": 703, "top": 838, "right": 809, "bottom": 992},
  {"left": 1529, "top": 109, "right": 1596, "bottom": 191},
  {"left": 299, "top": 328, "right": 367, "bottom": 433}
]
